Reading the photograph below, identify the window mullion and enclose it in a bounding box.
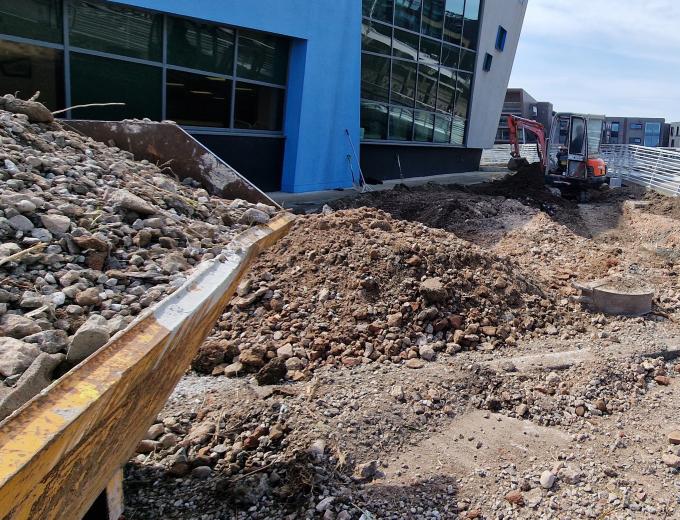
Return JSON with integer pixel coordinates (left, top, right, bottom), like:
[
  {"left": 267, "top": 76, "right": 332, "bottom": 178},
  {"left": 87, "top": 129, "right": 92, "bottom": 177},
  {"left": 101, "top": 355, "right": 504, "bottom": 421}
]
[
  {"left": 63, "top": 0, "right": 71, "bottom": 118},
  {"left": 230, "top": 30, "right": 238, "bottom": 129}
]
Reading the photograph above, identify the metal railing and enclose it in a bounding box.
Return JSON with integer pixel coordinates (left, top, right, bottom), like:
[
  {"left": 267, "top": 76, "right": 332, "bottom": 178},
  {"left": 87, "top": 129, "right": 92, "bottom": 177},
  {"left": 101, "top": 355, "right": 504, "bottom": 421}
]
[
  {"left": 601, "top": 144, "right": 680, "bottom": 197},
  {"left": 481, "top": 144, "right": 541, "bottom": 166}
]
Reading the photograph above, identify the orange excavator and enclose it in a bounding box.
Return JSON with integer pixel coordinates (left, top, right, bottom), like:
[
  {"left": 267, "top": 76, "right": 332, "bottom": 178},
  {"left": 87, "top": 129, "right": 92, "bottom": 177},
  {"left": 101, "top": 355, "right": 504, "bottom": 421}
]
[{"left": 507, "top": 113, "right": 608, "bottom": 187}]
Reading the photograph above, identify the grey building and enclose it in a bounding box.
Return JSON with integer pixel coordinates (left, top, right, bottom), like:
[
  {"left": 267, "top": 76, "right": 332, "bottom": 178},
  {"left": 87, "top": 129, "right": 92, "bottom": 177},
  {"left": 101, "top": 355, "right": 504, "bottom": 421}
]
[
  {"left": 604, "top": 117, "right": 665, "bottom": 147},
  {"left": 668, "top": 122, "right": 680, "bottom": 149},
  {"left": 494, "top": 88, "right": 553, "bottom": 144}
]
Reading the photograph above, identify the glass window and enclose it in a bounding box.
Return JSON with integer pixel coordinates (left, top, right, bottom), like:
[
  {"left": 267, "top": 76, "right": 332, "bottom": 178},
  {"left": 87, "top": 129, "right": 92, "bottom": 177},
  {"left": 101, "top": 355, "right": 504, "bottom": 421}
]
[
  {"left": 482, "top": 52, "right": 492, "bottom": 71},
  {"left": 644, "top": 122, "right": 661, "bottom": 147},
  {"left": 362, "top": 20, "right": 392, "bottom": 56},
  {"left": 462, "top": 0, "right": 481, "bottom": 50},
  {"left": 166, "top": 69, "right": 231, "bottom": 128},
  {"left": 419, "top": 37, "right": 441, "bottom": 65},
  {"left": 454, "top": 71, "right": 472, "bottom": 119},
  {"left": 68, "top": 1, "right": 162, "bottom": 61},
  {"left": 586, "top": 118, "right": 603, "bottom": 156},
  {"left": 391, "top": 60, "right": 417, "bottom": 107},
  {"left": 361, "top": 101, "right": 388, "bottom": 140},
  {"left": 496, "top": 26, "right": 507, "bottom": 51},
  {"left": 362, "top": 0, "right": 393, "bottom": 24},
  {"left": 443, "top": 0, "right": 464, "bottom": 45},
  {"left": 361, "top": 54, "right": 390, "bottom": 102},
  {"left": 394, "top": 0, "right": 422, "bottom": 32},
  {"left": 610, "top": 122, "right": 620, "bottom": 138},
  {"left": 459, "top": 48, "right": 475, "bottom": 72},
  {"left": 0, "top": 40, "right": 65, "bottom": 110},
  {"left": 422, "top": 0, "right": 445, "bottom": 39},
  {"left": 70, "top": 52, "right": 161, "bottom": 120},
  {"left": 416, "top": 64, "right": 438, "bottom": 110},
  {"left": 629, "top": 137, "right": 641, "bottom": 144},
  {"left": 0, "top": 0, "right": 62, "bottom": 43},
  {"left": 234, "top": 82, "right": 284, "bottom": 131},
  {"left": 167, "top": 18, "right": 234, "bottom": 74},
  {"left": 393, "top": 29, "right": 419, "bottom": 61},
  {"left": 389, "top": 107, "right": 414, "bottom": 141},
  {"left": 630, "top": 123, "right": 642, "bottom": 130},
  {"left": 434, "top": 114, "right": 451, "bottom": 143},
  {"left": 237, "top": 30, "right": 288, "bottom": 85},
  {"left": 450, "top": 115, "right": 465, "bottom": 145},
  {"left": 441, "top": 43, "right": 460, "bottom": 69},
  {"left": 414, "top": 110, "right": 435, "bottom": 142},
  {"left": 437, "top": 67, "right": 456, "bottom": 113}
]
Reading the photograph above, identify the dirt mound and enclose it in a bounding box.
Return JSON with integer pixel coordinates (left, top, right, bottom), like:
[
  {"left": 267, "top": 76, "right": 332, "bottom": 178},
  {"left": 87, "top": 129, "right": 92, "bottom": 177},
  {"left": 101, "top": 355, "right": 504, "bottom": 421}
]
[
  {"left": 194, "top": 208, "right": 564, "bottom": 380},
  {"left": 643, "top": 190, "right": 680, "bottom": 219},
  {"left": 470, "top": 162, "right": 545, "bottom": 199}
]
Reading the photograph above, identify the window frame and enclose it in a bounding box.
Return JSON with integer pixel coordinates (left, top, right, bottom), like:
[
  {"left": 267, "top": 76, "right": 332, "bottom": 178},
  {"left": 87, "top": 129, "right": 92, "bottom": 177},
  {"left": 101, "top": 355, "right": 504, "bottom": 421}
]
[
  {"left": 0, "top": 0, "right": 289, "bottom": 136},
  {"left": 495, "top": 25, "right": 507, "bottom": 51},
  {"left": 360, "top": 0, "right": 482, "bottom": 146},
  {"left": 482, "top": 52, "right": 492, "bottom": 71}
]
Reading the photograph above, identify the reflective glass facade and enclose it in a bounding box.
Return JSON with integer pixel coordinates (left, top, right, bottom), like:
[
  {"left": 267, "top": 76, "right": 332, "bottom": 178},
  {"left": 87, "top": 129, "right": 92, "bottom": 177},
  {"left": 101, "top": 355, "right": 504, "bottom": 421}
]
[
  {"left": 361, "top": 0, "right": 480, "bottom": 145},
  {"left": 0, "top": 0, "right": 288, "bottom": 131}
]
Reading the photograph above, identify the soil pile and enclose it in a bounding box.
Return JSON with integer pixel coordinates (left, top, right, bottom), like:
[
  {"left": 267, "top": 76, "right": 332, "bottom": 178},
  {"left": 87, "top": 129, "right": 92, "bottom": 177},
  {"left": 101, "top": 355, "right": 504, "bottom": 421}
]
[
  {"left": 194, "top": 207, "right": 564, "bottom": 381},
  {"left": 471, "top": 161, "right": 546, "bottom": 199}
]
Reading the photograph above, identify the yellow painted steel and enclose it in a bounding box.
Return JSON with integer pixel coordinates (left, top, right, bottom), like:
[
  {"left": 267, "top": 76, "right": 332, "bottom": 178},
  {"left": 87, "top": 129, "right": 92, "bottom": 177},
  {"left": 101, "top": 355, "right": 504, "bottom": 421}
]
[{"left": 0, "top": 213, "right": 294, "bottom": 519}]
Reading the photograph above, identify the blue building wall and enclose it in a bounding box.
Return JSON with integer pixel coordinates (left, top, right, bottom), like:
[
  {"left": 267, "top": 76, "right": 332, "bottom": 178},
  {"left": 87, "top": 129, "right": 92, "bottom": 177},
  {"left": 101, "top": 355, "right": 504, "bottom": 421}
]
[{"left": 119, "top": 0, "right": 362, "bottom": 193}]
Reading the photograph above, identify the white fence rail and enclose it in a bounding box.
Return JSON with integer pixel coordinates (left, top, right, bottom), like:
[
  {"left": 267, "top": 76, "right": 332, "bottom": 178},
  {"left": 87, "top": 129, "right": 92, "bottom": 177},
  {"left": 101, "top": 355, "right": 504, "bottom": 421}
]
[
  {"left": 481, "top": 144, "right": 541, "bottom": 166},
  {"left": 600, "top": 144, "right": 680, "bottom": 197}
]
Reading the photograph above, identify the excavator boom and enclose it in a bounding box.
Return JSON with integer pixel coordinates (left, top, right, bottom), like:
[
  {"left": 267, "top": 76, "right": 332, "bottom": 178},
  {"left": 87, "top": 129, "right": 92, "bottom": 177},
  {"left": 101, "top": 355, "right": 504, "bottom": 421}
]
[{"left": 506, "top": 114, "right": 547, "bottom": 172}]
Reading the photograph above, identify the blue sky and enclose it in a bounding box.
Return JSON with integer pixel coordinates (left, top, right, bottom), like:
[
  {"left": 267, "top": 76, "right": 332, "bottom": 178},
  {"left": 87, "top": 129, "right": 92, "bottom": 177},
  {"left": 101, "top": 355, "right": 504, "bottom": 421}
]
[{"left": 509, "top": 0, "right": 680, "bottom": 122}]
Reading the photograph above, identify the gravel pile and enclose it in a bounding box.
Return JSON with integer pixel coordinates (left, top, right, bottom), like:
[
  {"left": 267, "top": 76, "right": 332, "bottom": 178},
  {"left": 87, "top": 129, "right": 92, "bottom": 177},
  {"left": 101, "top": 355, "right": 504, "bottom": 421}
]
[
  {"left": 193, "top": 207, "right": 566, "bottom": 382},
  {"left": 0, "top": 94, "right": 278, "bottom": 419}
]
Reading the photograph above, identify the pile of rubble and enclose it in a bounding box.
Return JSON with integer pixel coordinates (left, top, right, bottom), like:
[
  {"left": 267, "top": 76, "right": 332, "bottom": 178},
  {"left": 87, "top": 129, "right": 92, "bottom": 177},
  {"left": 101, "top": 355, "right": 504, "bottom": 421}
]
[
  {"left": 193, "top": 208, "right": 568, "bottom": 382},
  {"left": 0, "top": 94, "right": 278, "bottom": 419}
]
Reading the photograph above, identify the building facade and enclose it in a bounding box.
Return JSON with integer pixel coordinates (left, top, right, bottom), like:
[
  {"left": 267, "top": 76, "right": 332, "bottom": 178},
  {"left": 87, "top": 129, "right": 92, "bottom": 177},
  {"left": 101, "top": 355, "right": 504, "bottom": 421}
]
[
  {"left": 494, "top": 88, "right": 552, "bottom": 144},
  {"left": 603, "top": 117, "right": 665, "bottom": 147},
  {"left": 668, "top": 122, "right": 680, "bottom": 149},
  {"left": 0, "top": 0, "right": 527, "bottom": 192}
]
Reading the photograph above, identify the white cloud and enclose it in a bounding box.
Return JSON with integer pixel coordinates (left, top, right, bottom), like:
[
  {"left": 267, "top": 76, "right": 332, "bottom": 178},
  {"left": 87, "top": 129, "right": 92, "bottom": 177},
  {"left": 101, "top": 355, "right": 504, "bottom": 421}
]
[{"left": 510, "top": 0, "right": 680, "bottom": 121}]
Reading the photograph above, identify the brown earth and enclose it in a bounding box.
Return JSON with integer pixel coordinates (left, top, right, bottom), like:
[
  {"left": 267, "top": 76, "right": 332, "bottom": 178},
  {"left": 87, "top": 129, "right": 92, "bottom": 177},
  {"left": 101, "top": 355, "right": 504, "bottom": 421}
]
[{"left": 125, "top": 177, "right": 680, "bottom": 520}]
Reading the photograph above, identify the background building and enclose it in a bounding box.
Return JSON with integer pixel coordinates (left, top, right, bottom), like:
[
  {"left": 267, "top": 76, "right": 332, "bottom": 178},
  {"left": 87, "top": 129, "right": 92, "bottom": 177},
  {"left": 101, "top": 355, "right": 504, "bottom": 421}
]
[
  {"left": 0, "top": 0, "right": 527, "bottom": 192},
  {"left": 494, "top": 87, "right": 553, "bottom": 144},
  {"left": 603, "top": 117, "right": 665, "bottom": 147},
  {"left": 668, "top": 122, "right": 680, "bottom": 148}
]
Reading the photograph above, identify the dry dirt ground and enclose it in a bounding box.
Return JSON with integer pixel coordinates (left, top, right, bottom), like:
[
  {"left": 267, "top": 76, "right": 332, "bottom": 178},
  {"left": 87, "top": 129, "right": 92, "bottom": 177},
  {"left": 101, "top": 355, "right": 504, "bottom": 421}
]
[{"left": 123, "top": 173, "right": 680, "bottom": 519}]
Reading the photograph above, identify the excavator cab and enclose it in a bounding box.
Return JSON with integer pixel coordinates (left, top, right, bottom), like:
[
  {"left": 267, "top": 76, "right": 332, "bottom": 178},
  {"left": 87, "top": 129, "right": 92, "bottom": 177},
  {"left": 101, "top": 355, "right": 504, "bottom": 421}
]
[{"left": 546, "top": 113, "right": 607, "bottom": 184}]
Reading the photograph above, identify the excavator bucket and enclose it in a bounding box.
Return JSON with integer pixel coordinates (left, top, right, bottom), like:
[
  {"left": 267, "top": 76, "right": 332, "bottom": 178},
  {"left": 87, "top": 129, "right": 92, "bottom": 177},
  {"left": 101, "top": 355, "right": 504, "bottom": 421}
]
[{"left": 507, "top": 156, "right": 530, "bottom": 171}]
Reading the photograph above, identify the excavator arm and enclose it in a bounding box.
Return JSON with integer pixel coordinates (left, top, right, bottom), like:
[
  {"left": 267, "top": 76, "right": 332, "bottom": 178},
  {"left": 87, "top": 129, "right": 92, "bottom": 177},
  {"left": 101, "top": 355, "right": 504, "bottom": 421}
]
[{"left": 506, "top": 114, "right": 547, "bottom": 172}]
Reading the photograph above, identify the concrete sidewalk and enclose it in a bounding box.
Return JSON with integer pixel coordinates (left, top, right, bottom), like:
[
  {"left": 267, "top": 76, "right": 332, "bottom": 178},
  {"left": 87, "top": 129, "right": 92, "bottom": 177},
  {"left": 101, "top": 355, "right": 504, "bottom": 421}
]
[{"left": 269, "top": 168, "right": 508, "bottom": 209}]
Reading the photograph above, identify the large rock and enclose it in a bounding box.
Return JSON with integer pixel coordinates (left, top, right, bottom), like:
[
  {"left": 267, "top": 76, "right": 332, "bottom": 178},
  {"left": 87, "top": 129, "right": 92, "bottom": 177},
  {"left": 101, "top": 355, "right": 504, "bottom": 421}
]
[
  {"left": 7, "top": 214, "right": 34, "bottom": 232},
  {"left": 0, "top": 95, "right": 54, "bottom": 123},
  {"left": 0, "top": 352, "right": 64, "bottom": 420},
  {"left": 75, "top": 287, "right": 102, "bottom": 306},
  {"left": 239, "top": 208, "right": 270, "bottom": 225},
  {"left": 67, "top": 315, "right": 110, "bottom": 364},
  {"left": 255, "top": 357, "right": 286, "bottom": 385},
  {"left": 40, "top": 214, "right": 71, "bottom": 234},
  {"left": 107, "top": 189, "right": 156, "bottom": 215},
  {"left": 0, "top": 337, "right": 41, "bottom": 377},
  {"left": 23, "top": 329, "right": 70, "bottom": 354},
  {"left": 419, "top": 277, "right": 447, "bottom": 303},
  {"left": 0, "top": 314, "right": 41, "bottom": 339}
]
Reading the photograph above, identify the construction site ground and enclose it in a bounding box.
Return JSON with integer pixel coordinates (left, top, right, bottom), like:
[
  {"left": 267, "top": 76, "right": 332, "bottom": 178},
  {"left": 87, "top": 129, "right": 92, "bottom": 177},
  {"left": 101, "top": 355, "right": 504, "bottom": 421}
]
[{"left": 124, "top": 171, "right": 680, "bottom": 519}]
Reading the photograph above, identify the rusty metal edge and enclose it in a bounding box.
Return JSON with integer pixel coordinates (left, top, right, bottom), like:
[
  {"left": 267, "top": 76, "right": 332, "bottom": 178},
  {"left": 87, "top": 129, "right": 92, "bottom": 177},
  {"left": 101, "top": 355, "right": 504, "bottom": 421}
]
[
  {"left": 0, "top": 212, "right": 295, "bottom": 519},
  {"left": 61, "top": 119, "right": 282, "bottom": 210}
]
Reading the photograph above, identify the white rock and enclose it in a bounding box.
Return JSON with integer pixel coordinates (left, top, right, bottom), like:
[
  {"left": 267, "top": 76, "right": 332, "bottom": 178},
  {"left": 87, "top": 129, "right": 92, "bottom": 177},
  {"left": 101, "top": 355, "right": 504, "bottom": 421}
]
[{"left": 540, "top": 470, "right": 556, "bottom": 489}]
